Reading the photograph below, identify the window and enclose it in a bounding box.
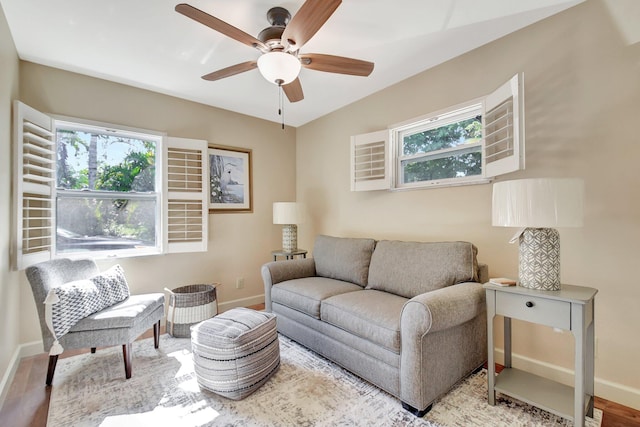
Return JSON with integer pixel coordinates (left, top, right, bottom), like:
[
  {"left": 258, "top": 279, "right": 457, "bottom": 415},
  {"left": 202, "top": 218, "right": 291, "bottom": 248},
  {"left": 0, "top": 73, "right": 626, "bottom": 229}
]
[
  {"left": 350, "top": 74, "right": 525, "bottom": 191},
  {"left": 55, "top": 121, "right": 161, "bottom": 256},
  {"left": 395, "top": 103, "right": 483, "bottom": 188},
  {"left": 12, "top": 101, "right": 208, "bottom": 270}
]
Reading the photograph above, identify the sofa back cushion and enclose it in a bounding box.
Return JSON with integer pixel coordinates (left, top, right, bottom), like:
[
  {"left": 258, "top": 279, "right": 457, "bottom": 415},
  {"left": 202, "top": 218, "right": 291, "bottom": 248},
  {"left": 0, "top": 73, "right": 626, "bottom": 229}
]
[
  {"left": 313, "top": 235, "right": 376, "bottom": 287},
  {"left": 366, "top": 240, "right": 478, "bottom": 298}
]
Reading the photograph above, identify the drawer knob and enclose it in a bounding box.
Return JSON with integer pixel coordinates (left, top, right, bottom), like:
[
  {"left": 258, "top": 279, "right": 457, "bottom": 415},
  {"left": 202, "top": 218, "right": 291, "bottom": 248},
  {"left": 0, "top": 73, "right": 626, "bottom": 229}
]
[{"left": 525, "top": 301, "right": 534, "bottom": 308}]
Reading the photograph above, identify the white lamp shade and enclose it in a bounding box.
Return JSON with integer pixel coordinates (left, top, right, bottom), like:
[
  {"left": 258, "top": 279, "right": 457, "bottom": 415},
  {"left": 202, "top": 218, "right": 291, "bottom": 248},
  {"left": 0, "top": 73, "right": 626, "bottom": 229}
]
[
  {"left": 492, "top": 178, "right": 584, "bottom": 228},
  {"left": 273, "top": 202, "right": 303, "bottom": 224},
  {"left": 257, "top": 52, "right": 301, "bottom": 85}
]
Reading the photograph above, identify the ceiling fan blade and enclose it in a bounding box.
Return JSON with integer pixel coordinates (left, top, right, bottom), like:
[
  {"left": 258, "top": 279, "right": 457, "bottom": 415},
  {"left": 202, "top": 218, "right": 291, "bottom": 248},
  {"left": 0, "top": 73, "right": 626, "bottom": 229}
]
[
  {"left": 300, "top": 54, "right": 374, "bottom": 76},
  {"left": 281, "top": 0, "right": 341, "bottom": 51},
  {"left": 201, "top": 61, "right": 257, "bottom": 81},
  {"left": 283, "top": 78, "right": 304, "bottom": 103},
  {"left": 175, "top": 4, "right": 268, "bottom": 52}
]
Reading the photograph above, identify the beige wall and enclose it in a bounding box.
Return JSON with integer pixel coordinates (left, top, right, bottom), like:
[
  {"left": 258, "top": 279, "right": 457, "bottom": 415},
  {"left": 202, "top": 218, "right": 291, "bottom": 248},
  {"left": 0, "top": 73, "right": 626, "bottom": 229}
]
[
  {"left": 15, "top": 63, "right": 297, "bottom": 343},
  {"left": 2, "top": 0, "right": 639, "bottom": 411},
  {"left": 296, "top": 0, "right": 640, "bottom": 409},
  {"left": 0, "top": 3, "right": 21, "bottom": 392}
]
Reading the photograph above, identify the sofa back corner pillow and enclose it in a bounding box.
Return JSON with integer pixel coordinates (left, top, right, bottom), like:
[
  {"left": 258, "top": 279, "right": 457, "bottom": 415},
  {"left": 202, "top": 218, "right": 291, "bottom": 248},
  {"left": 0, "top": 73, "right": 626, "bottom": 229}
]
[
  {"left": 44, "top": 264, "right": 130, "bottom": 355},
  {"left": 366, "top": 240, "right": 478, "bottom": 298},
  {"left": 313, "top": 235, "right": 377, "bottom": 287}
]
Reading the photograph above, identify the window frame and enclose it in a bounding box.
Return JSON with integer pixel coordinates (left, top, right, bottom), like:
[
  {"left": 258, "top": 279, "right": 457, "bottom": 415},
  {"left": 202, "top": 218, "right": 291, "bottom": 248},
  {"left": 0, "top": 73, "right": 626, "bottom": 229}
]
[
  {"left": 392, "top": 101, "right": 485, "bottom": 190},
  {"left": 53, "top": 116, "right": 164, "bottom": 259},
  {"left": 12, "top": 101, "right": 209, "bottom": 270}
]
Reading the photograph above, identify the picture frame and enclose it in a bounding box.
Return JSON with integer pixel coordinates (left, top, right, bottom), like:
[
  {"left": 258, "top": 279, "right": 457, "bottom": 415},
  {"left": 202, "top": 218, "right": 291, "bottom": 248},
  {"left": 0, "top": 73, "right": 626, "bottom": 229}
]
[{"left": 208, "top": 145, "right": 253, "bottom": 213}]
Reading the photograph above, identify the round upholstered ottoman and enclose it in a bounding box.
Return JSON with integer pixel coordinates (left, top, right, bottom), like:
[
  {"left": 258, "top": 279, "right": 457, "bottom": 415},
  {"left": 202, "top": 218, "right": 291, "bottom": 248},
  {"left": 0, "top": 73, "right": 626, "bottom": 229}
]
[{"left": 191, "top": 307, "right": 280, "bottom": 400}]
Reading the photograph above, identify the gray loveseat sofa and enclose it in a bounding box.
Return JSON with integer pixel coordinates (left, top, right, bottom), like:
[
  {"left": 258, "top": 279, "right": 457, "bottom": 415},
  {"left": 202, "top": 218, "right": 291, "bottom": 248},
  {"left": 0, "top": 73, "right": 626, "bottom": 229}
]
[{"left": 261, "top": 235, "right": 488, "bottom": 416}]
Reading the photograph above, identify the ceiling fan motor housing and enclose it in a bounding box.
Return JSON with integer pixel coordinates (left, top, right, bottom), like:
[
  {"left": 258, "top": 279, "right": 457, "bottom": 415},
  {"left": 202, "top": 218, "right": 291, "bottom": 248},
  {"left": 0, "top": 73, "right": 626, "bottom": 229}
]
[{"left": 258, "top": 7, "right": 291, "bottom": 50}]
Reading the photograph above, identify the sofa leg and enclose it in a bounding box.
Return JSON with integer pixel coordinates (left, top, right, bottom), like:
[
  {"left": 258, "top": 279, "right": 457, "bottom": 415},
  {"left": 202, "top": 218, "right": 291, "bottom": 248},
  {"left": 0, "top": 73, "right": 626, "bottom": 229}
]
[
  {"left": 91, "top": 347, "right": 96, "bottom": 354},
  {"left": 402, "top": 402, "right": 432, "bottom": 417},
  {"left": 153, "top": 320, "right": 160, "bottom": 349},
  {"left": 46, "top": 355, "right": 58, "bottom": 386},
  {"left": 122, "top": 343, "right": 132, "bottom": 379}
]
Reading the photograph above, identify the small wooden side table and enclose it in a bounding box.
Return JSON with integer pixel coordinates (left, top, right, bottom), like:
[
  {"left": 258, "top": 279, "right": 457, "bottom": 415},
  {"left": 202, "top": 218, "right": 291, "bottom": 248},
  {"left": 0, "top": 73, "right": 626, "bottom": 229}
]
[
  {"left": 271, "top": 249, "right": 307, "bottom": 261},
  {"left": 484, "top": 282, "right": 598, "bottom": 427}
]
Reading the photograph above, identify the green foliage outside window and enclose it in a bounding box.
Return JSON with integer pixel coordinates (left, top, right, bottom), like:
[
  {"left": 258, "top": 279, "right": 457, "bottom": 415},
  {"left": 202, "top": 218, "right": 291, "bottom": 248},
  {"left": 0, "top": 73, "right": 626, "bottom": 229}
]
[
  {"left": 401, "top": 116, "right": 482, "bottom": 183},
  {"left": 56, "top": 131, "right": 155, "bottom": 192},
  {"left": 55, "top": 129, "right": 157, "bottom": 245}
]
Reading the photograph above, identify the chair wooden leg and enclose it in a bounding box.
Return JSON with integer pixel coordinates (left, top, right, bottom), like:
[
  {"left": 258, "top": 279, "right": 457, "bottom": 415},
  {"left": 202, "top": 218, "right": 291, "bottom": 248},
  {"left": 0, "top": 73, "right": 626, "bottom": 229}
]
[
  {"left": 154, "top": 320, "right": 160, "bottom": 349},
  {"left": 46, "top": 355, "right": 58, "bottom": 386},
  {"left": 91, "top": 347, "right": 96, "bottom": 353},
  {"left": 122, "top": 343, "right": 132, "bottom": 379}
]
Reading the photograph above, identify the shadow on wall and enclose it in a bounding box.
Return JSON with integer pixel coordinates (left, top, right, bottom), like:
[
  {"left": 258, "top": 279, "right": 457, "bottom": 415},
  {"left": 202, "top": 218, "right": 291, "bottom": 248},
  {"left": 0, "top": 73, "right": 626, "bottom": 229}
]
[
  {"left": 522, "top": 0, "right": 640, "bottom": 177},
  {"left": 520, "top": 18, "right": 589, "bottom": 174}
]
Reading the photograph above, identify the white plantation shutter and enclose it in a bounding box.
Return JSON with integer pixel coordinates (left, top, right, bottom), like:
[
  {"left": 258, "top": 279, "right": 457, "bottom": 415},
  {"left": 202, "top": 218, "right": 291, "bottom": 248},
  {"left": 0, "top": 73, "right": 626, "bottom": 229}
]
[
  {"left": 13, "top": 101, "right": 56, "bottom": 270},
  {"left": 164, "top": 137, "right": 208, "bottom": 253},
  {"left": 483, "top": 73, "right": 525, "bottom": 177},
  {"left": 350, "top": 130, "right": 390, "bottom": 191}
]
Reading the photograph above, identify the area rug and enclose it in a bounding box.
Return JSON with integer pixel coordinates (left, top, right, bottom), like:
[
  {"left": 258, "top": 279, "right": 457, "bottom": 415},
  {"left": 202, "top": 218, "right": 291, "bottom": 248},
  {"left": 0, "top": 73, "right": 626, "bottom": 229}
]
[{"left": 48, "top": 334, "right": 602, "bottom": 426}]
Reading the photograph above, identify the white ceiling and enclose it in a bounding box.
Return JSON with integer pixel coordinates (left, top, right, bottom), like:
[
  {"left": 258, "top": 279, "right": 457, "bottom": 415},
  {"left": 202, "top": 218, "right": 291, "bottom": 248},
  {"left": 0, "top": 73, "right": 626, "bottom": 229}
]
[{"left": 1, "top": 0, "right": 585, "bottom": 127}]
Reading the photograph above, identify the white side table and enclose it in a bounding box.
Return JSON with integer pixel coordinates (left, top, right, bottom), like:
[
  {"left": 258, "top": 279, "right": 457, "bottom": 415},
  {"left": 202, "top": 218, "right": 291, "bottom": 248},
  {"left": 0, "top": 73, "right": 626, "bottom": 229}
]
[
  {"left": 271, "top": 249, "right": 307, "bottom": 261},
  {"left": 484, "top": 283, "right": 598, "bottom": 427}
]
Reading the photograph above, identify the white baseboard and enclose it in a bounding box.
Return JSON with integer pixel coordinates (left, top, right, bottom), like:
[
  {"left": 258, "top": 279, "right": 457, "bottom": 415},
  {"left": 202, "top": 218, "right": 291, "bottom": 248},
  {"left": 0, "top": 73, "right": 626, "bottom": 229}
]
[
  {"left": 495, "top": 349, "right": 640, "bottom": 411},
  {"left": 0, "top": 340, "right": 42, "bottom": 411},
  {"left": 0, "top": 348, "right": 21, "bottom": 410},
  {"left": 218, "top": 294, "right": 265, "bottom": 313}
]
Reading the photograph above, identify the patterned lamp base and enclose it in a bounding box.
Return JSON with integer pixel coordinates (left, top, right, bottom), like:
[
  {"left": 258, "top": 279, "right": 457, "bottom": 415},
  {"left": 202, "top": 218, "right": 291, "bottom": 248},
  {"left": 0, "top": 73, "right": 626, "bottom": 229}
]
[
  {"left": 282, "top": 224, "right": 298, "bottom": 252},
  {"left": 518, "top": 227, "right": 561, "bottom": 291}
]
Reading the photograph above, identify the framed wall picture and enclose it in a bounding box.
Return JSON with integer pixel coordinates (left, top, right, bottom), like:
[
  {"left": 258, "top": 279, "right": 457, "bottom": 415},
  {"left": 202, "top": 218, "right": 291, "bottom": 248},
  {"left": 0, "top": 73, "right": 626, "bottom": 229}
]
[{"left": 208, "top": 145, "right": 253, "bottom": 213}]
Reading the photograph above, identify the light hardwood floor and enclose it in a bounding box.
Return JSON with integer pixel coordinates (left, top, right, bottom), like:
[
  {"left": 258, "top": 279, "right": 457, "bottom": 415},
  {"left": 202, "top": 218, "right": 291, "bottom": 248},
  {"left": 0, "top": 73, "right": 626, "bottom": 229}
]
[{"left": 1, "top": 304, "right": 638, "bottom": 427}]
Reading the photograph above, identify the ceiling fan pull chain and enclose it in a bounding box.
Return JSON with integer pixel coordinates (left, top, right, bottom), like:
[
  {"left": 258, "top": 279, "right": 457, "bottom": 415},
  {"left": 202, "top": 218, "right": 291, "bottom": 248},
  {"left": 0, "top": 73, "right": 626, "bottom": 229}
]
[{"left": 277, "top": 79, "right": 285, "bottom": 130}]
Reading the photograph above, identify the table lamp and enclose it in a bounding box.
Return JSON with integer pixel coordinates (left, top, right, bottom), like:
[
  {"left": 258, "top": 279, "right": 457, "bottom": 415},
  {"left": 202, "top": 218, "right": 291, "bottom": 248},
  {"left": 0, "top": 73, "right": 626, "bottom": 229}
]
[
  {"left": 273, "top": 202, "right": 302, "bottom": 252},
  {"left": 492, "top": 178, "right": 584, "bottom": 290}
]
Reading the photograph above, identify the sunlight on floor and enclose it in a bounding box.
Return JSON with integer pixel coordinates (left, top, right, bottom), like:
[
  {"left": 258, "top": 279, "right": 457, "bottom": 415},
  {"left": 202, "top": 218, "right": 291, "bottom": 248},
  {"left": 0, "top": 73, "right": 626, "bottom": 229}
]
[
  {"left": 169, "top": 348, "right": 195, "bottom": 379},
  {"left": 98, "top": 403, "right": 220, "bottom": 426},
  {"left": 99, "top": 347, "right": 220, "bottom": 426}
]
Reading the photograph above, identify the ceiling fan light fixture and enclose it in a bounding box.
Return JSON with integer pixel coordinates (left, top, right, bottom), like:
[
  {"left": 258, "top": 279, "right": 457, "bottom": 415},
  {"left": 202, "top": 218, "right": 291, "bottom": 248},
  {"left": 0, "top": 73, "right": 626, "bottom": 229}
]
[{"left": 257, "top": 51, "right": 301, "bottom": 85}]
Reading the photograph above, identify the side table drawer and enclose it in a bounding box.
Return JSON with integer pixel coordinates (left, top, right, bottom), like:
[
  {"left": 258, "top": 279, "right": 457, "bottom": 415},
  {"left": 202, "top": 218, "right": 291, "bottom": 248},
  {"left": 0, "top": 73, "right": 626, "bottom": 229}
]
[{"left": 496, "top": 292, "right": 571, "bottom": 330}]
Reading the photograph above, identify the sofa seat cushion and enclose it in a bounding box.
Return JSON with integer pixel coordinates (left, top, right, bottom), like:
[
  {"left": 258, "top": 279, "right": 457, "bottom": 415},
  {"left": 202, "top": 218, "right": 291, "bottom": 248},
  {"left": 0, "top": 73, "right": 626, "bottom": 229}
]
[
  {"left": 366, "top": 240, "right": 478, "bottom": 298},
  {"left": 271, "top": 277, "right": 362, "bottom": 319},
  {"left": 69, "top": 293, "right": 165, "bottom": 332},
  {"left": 313, "top": 235, "right": 377, "bottom": 287},
  {"left": 321, "top": 290, "right": 407, "bottom": 353}
]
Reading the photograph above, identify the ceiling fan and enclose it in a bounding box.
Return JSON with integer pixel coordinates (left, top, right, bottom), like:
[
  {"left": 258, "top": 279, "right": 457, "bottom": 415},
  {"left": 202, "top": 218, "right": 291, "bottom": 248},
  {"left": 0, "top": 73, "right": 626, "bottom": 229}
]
[{"left": 175, "top": 0, "right": 374, "bottom": 103}]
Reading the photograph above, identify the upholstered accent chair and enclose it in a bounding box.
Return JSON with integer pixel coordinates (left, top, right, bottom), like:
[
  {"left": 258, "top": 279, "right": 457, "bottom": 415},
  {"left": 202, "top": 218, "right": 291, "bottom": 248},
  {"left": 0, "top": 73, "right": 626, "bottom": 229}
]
[{"left": 25, "top": 258, "right": 165, "bottom": 385}]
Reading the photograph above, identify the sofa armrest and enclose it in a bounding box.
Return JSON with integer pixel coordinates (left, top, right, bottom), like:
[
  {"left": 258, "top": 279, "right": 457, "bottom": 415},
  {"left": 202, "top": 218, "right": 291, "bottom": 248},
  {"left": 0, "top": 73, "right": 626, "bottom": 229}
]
[
  {"left": 399, "top": 281, "right": 487, "bottom": 410},
  {"left": 401, "top": 281, "right": 485, "bottom": 335},
  {"left": 261, "top": 258, "right": 316, "bottom": 312},
  {"left": 478, "top": 263, "right": 489, "bottom": 284}
]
